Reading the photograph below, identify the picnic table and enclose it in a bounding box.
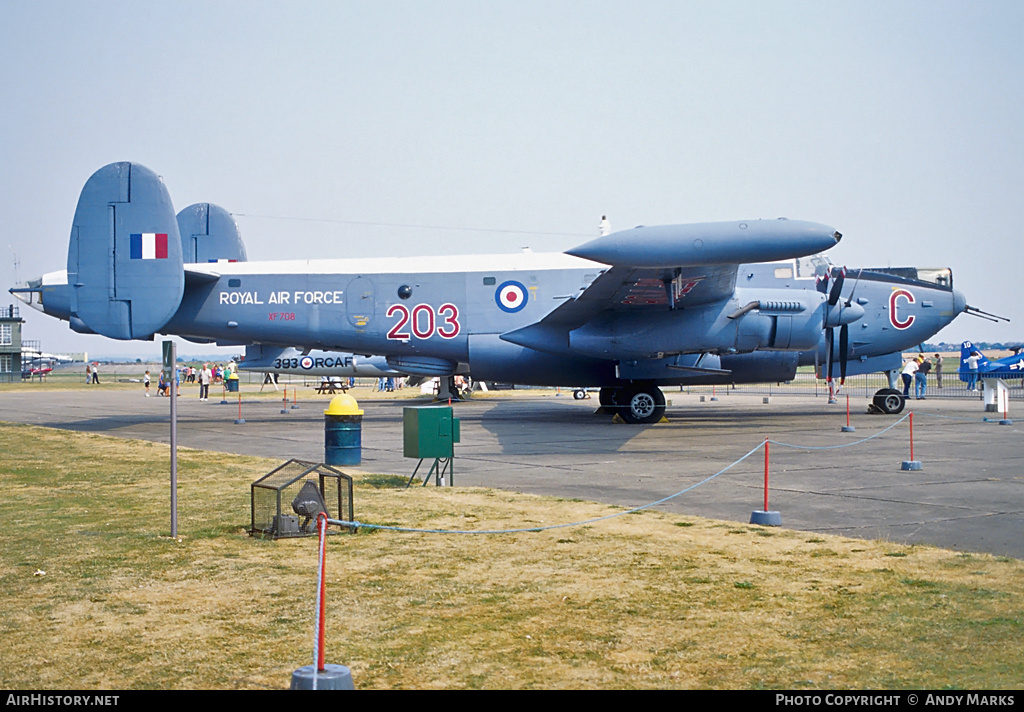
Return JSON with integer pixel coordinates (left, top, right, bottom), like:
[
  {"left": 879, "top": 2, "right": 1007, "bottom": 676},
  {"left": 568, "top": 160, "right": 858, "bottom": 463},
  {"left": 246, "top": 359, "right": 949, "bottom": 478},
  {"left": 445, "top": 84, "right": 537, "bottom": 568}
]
[{"left": 315, "top": 380, "right": 349, "bottom": 395}]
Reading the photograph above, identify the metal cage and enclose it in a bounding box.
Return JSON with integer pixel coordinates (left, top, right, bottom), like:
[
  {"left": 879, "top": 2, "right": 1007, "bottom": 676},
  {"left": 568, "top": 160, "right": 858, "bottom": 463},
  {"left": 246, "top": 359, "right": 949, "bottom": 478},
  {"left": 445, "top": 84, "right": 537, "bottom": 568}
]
[{"left": 249, "top": 459, "right": 354, "bottom": 539}]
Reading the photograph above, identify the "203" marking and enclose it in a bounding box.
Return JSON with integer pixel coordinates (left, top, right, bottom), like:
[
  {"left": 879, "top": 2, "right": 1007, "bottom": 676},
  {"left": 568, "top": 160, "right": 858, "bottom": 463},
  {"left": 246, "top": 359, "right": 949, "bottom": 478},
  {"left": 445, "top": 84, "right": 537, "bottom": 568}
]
[{"left": 386, "top": 303, "right": 460, "bottom": 340}]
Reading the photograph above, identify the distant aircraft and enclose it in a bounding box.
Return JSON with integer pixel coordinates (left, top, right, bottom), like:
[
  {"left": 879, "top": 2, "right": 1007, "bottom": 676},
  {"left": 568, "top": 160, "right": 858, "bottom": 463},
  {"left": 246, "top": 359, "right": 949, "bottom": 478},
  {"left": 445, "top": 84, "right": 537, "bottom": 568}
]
[
  {"left": 20, "top": 346, "right": 78, "bottom": 364},
  {"left": 238, "top": 345, "right": 403, "bottom": 378},
  {"left": 11, "top": 161, "right": 973, "bottom": 422},
  {"left": 958, "top": 341, "right": 1024, "bottom": 381},
  {"left": 21, "top": 364, "right": 53, "bottom": 378}
]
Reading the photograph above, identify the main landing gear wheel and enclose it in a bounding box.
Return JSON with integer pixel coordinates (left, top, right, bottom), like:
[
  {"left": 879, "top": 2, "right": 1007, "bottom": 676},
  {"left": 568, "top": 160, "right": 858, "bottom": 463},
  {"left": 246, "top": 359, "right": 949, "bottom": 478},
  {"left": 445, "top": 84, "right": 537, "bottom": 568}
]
[
  {"left": 872, "top": 388, "right": 905, "bottom": 415},
  {"left": 599, "top": 388, "right": 619, "bottom": 408},
  {"left": 619, "top": 384, "right": 666, "bottom": 424},
  {"left": 573, "top": 388, "right": 588, "bottom": 400}
]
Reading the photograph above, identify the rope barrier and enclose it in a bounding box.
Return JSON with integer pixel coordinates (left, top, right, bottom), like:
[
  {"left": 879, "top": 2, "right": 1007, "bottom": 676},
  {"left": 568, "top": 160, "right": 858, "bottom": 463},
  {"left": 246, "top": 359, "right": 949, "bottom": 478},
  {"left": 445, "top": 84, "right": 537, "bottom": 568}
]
[
  {"left": 327, "top": 441, "right": 765, "bottom": 534},
  {"left": 324, "top": 409, "right": 998, "bottom": 536},
  {"left": 767, "top": 412, "right": 910, "bottom": 450}
]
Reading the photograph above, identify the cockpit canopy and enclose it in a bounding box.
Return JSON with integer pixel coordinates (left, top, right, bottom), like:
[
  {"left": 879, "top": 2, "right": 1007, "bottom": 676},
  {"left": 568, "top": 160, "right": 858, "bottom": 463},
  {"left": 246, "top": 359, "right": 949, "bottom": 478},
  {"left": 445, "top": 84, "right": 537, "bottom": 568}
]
[{"left": 860, "top": 267, "right": 953, "bottom": 290}]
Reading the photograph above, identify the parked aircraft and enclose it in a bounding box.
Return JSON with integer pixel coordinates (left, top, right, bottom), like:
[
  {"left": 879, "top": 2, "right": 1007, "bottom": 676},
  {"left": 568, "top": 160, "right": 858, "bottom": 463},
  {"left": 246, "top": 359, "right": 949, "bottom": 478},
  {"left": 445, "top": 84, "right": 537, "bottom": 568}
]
[
  {"left": 958, "top": 341, "right": 1024, "bottom": 382},
  {"left": 20, "top": 346, "right": 79, "bottom": 364},
  {"left": 238, "top": 345, "right": 402, "bottom": 378},
  {"left": 12, "top": 162, "right": 970, "bottom": 422},
  {"left": 21, "top": 364, "right": 53, "bottom": 379}
]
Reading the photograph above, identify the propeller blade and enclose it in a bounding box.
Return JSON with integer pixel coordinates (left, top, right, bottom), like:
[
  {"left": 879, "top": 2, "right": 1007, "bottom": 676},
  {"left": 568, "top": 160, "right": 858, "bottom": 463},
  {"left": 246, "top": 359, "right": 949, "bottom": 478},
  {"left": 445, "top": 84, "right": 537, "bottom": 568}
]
[
  {"left": 845, "top": 268, "right": 864, "bottom": 306},
  {"left": 828, "top": 268, "right": 846, "bottom": 306}
]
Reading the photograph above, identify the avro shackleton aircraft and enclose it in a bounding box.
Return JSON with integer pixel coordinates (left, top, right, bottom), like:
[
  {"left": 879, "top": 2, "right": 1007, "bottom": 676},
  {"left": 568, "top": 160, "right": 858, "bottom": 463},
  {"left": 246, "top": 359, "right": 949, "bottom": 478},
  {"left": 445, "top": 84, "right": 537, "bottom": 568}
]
[
  {"left": 12, "top": 162, "right": 969, "bottom": 422},
  {"left": 239, "top": 345, "right": 403, "bottom": 379}
]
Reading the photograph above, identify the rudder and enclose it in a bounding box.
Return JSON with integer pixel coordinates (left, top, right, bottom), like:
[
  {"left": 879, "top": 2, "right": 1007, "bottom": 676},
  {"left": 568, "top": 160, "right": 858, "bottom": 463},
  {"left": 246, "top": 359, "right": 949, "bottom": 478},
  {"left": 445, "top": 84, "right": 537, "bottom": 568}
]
[{"left": 67, "top": 162, "right": 184, "bottom": 340}]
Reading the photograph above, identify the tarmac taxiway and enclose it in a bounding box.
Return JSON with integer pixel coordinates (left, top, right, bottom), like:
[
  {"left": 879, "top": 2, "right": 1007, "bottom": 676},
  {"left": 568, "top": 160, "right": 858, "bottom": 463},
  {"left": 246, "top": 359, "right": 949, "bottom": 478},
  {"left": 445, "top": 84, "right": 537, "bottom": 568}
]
[{"left": 0, "top": 388, "right": 1021, "bottom": 558}]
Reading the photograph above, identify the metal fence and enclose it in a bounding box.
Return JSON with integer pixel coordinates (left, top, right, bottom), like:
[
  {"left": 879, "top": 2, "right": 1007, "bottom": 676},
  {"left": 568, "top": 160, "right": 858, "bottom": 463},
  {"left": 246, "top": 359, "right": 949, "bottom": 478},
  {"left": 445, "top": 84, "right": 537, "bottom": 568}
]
[
  {"left": 19, "top": 362, "right": 1021, "bottom": 401},
  {"left": 674, "top": 371, "right": 1024, "bottom": 400}
]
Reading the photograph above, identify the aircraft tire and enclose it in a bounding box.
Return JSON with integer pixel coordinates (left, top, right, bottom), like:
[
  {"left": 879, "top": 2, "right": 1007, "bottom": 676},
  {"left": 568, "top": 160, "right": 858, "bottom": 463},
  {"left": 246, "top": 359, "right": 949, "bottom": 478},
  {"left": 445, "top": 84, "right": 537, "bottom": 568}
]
[
  {"left": 873, "top": 388, "right": 906, "bottom": 415},
  {"left": 599, "top": 388, "right": 619, "bottom": 408},
  {"left": 619, "top": 384, "right": 666, "bottom": 424},
  {"left": 573, "top": 389, "right": 587, "bottom": 400}
]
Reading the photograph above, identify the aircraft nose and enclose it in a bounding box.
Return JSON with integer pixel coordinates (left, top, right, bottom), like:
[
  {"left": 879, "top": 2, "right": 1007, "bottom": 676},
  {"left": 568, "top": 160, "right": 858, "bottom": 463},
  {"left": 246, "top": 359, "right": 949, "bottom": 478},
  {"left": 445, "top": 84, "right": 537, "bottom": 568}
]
[{"left": 952, "top": 288, "right": 967, "bottom": 315}]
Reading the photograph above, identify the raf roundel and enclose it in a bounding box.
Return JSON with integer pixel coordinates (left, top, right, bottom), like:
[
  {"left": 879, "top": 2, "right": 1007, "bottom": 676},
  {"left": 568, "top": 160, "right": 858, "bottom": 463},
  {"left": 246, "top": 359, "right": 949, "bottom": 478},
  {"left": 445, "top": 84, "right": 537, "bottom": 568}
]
[
  {"left": 495, "top": 280, "right": 529, "bottom": 313},
  {"left": 300, "top": 356, "right": 314, "bottom": 370}
]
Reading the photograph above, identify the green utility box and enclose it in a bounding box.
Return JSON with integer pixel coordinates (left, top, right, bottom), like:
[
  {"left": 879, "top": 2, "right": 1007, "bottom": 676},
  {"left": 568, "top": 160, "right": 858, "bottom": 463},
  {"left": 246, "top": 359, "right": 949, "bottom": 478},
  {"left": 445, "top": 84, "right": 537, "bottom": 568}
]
[{"left": 403, "top": 405, "right": 460, "bottom": 459}]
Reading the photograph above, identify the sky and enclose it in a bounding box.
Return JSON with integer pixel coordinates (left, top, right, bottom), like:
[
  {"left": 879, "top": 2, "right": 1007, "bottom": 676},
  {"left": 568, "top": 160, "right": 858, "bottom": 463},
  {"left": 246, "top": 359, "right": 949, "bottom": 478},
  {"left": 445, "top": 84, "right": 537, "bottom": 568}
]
[{"left": 2, "top": 0, "right": 1022, "bottom": 358}]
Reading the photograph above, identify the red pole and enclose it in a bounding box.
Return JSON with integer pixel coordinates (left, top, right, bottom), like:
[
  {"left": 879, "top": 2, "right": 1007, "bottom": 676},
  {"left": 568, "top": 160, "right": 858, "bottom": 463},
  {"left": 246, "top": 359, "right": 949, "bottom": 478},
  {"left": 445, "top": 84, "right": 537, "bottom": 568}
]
[
  {"left": 909, "top": 411, "right": 915, "bottom": 462},
  {"left": 317, "top": 513, "right": 327, "bottom": 672},
  {"left": 238, "top": 390, "right": 242, "bottom": 421},
  {"left": 283, "top": 386, "right": 288, "bottom": 405},
  {"left": 846, "top": 394, "right": 851, "bottom": 427},
  {"left": 763, "top": 437, "right": 769, "bottom": 512}
]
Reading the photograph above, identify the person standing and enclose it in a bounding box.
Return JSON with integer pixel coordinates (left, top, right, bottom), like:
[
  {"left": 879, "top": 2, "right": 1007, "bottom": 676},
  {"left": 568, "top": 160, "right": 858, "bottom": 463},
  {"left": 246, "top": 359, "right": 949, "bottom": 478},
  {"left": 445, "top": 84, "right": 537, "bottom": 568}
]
[
  {"left": 91, "top": 363, "right": 100, "bottom": 384},
  {"left": 965, "top": 351, "right": 981, "bottom": 391},
  {"left": 85, "top": 363, "right": 91, "bottom": 384},
  {"left": 915, "top": 356, "right": 931, "bottom": 399},
  {"left": 199, "top": 363, "right": 212, "bottom": 401},
  {"left": 144, "top": 370, "right": 151, "bottom": 397},
  {"left": 901, "top": 357, "right": 918, "bottom": 396},
  {"left": 934, "top": 353, "right": 943, "bottom": 389}
]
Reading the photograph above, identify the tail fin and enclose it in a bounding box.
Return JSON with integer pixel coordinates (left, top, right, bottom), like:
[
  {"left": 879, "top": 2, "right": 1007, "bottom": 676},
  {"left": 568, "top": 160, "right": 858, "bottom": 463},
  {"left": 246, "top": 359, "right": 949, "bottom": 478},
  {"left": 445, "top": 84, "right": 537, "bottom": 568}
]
[
  {"left": 67, "top": 162, "right": 184, "bottom": 340},
  {"left": 959, "top": 341, "right": 991, "bottom": 381},
  {"left": 176, "top": 203, "right": 247, "bottom": 264}
]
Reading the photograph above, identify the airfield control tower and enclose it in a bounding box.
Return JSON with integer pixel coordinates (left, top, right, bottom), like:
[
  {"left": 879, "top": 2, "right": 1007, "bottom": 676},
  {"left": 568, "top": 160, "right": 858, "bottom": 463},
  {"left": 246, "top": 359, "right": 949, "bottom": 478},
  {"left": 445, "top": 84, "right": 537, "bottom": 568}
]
[{"left": 0, "top": 305, "right": 24, "bottom": 382}]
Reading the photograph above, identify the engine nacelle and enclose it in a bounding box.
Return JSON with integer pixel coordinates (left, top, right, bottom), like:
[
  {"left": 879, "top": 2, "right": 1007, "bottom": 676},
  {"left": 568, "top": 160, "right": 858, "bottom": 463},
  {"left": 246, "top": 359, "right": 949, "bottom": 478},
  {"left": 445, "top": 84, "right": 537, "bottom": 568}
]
[{"left": 566, "top": 289, "right": 825, "bottom": 360}]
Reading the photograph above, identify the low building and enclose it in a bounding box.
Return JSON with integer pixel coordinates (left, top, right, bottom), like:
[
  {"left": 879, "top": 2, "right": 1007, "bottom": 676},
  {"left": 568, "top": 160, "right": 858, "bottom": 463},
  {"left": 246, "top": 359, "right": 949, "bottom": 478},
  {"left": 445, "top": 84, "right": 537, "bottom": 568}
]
[{"left": 0, "top": 305, "right": 24, "bottom": 382}]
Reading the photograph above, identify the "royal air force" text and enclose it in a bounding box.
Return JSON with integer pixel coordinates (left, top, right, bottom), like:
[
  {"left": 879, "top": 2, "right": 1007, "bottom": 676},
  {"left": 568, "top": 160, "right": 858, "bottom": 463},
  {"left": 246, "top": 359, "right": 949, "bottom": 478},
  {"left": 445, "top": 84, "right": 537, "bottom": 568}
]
[{"left": 219, "top": 290, "right": 343, "bottom": 305}]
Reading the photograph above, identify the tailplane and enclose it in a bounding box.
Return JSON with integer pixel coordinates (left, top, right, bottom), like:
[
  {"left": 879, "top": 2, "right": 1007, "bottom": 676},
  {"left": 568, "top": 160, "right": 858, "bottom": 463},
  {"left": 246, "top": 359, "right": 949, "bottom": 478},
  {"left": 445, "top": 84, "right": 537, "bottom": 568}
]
[{"left": 67, "top": 162, "right": 184, "bottom": 340}]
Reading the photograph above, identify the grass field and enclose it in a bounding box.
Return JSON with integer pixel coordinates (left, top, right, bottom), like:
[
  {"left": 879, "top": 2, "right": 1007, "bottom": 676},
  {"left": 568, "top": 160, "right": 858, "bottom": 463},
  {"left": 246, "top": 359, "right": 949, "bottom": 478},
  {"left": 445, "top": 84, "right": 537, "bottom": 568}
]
[{"left": 0, "top": 422, "right": 1021, "bottom": 689}]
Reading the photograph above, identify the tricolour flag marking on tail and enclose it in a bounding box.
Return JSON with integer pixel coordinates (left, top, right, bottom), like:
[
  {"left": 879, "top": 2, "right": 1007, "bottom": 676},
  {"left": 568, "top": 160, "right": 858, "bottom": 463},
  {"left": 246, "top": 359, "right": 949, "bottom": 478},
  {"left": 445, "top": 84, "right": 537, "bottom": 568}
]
[{"left": 130, "top": 233, "right": 169, "bottom": 260}]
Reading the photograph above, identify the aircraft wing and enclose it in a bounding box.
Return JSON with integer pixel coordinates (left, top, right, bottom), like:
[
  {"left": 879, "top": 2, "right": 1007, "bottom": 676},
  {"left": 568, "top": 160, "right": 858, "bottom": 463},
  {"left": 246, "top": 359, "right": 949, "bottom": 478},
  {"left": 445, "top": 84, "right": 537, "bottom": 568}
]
[
  {"left": 499, "top": 264, "right": 735, "bottom": 352},
  {"left": 520, "top": 263, "right": 735, "bottom": 331},
  {"left": 501, "top": 219, "right": 842, "bottom": 354}
]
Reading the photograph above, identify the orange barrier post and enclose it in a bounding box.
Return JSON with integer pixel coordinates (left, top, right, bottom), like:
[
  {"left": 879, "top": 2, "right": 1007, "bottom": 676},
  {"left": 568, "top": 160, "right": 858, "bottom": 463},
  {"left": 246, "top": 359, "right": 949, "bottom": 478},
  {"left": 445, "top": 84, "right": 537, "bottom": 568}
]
[
  {"left": 901, "top": 411, "right": 921, "bottom": 470},
  {"left": 763, "top": 437, "right": 769, "bottom": 513},
  {"left": 750, "top": 437, "right": 780, "bottom": 525},
  {"left": 842, "top": 393, "right": 856, "bottom": 432}
]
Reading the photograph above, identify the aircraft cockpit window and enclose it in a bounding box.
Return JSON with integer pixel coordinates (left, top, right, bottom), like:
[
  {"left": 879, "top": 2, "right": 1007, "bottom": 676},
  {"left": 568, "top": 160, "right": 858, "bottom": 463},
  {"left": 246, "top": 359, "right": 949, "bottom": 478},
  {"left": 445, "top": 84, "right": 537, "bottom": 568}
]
[
  {"left": 794, "top": 255, "right": 832, "bottom": 280},
  {"left": 916, "top": 268, "right": 953, "bottom": 289}
]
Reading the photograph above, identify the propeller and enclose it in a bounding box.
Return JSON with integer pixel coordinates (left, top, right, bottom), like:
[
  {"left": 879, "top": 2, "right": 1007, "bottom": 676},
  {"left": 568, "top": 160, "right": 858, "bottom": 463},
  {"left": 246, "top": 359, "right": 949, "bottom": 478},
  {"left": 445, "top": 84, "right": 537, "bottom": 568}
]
[{"left": 821, "top": 267, "right": 865, "bottom": 388}]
